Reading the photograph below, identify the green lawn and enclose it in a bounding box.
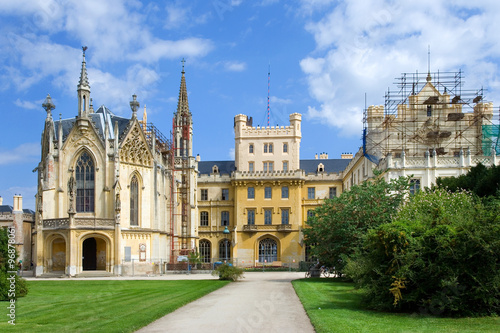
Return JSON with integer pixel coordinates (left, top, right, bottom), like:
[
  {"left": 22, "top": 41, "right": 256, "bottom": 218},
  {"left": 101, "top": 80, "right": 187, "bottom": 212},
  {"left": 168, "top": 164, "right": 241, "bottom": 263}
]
[
  {"left": 293, "top": 278, "right": 499, "bottom": 333},
  {"left": 1, "top": 279, "right": 230, "bottom": 332}
]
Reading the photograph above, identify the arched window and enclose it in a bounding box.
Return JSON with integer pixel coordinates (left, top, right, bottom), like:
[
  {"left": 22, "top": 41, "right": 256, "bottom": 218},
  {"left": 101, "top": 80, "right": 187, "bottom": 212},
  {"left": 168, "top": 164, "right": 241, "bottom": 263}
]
[
  {"left": 199, "top": 240, "right": 211, "bottom": 263},
  {"left": 130, "top": 175, "right": 139, "bottom": 226},
  {"left": 219, "top": 239, "right": 231, "bottom": 261},
  {"left": 259, "top": 238, "right": 277, "bottom": 262},
  {"left": 76, "top": 151, "right": 94, "bottom": 212}
]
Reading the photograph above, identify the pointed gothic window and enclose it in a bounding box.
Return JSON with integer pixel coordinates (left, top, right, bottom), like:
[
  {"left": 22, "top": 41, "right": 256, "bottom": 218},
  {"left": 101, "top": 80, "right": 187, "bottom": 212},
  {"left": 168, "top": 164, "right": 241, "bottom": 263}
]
[
  {"left": 130, "top": 175, "right": 139, "bottom": 226},
  {"left": 199, "top": 240, "right": 211, "bottom": 263},
  {"left": 259, "top": 238, "right": 278, "bottom": 262},
  {"left": 76, "top": 151, "right": 95, "bottom": 212}
]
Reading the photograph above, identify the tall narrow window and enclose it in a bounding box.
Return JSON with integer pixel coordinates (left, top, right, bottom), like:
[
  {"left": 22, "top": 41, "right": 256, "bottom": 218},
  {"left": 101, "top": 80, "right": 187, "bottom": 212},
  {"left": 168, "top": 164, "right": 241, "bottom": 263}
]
[
  {"left": 264, "top": 144, "right": 268, "bottom": 153},
  {"left": 221, "top": 211, "right": 229, "bottom": 226},
  {"left": 130, "top": 175, "right": 139, "bottom": 226},
  {"left": 247, "top": 209, "right": 255, "bottom": 225},
  {"left": 283, "top": 161, "right": 288, "bottom": 172},
  {"left": 263, "top": 162, "right": 268, "bottom": 172},
  {"left": 269, "top": 143, "right": 273, "bottom": 153},
  {"left": 264, "top": 209, "right": 272, "bottom": 225},
  {"left": 222, "top": 189, "right": 229, "bottom": 200},
  {"left": 269, "top": 162, "right": 274, "bottom": 172},
  {"left": 247, "top": 187, "right": 255, "bottom": 199},
  {"left": 329, "top": 187, "right": 337, "bottom": 199},
  {"left": 410, "top": 179, "right": 421, "bottom": 195},
  {"left": 201, "top": 189, "right": 208, "bottom": 201},
  {"left": 219, "top": 239, "right": 231, "bottom": 261},
  {"left": 249, "top": 162, "right": 254, "bottom": 172},
  {"left": 308, "top": 187, "right": 315, "bottom": 199},
  {"left": 76, "top": 151, "right": 94, "bottom": 212},
  {"left": 249, "top": 144, "right": 254, "bottom": 154},
  {"left": 427, "top": 105, "right": 432, "bottom": 117},
  {"left": 264, "top": 187, "right": 272, "bottom": 199},
  {"left": 281, "top": 186, "right": 289, "bottom": 199},
  {"left": 283, "top": 143, "right": 288, "bottom": 153},
  {"left": 200, "top": 211, "right": 209, "bottom": 226},
  {"left": 281, "top": 209, "right": 289, "bottom": 225},
  {"left": 199, "top": 240, "right": 211, "bottom": 263}
]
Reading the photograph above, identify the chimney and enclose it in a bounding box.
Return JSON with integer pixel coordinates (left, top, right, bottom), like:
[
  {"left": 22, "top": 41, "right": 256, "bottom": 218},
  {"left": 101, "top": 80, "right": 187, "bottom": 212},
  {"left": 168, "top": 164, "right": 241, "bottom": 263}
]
[
  {"left": 0, "top": 196, "right": 3, "bottom": 205},
  {"left": 341, "top": 152, "right": 353, "bottom": 159},
  {"left": 13, "top": 195, "right": 22, "bottom": 211},
  {"left": 314, "top": 154, "right": 318, "bottom": 160},
  {"left": 196, "top": 154, "right": 201, "bottom": 162}
]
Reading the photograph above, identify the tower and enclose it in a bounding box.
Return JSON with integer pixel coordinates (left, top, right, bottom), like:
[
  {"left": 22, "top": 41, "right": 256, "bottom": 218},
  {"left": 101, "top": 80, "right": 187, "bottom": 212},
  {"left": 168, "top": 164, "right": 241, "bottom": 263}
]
[{"left": 172, "top": 59, "right": 196, "bottom": 254}]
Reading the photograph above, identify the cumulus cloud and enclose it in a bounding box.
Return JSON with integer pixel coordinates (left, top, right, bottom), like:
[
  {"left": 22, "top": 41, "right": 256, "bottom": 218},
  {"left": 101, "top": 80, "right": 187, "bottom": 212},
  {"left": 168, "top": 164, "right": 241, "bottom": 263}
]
[
  {"left": 221, "top": 61, "right": 247, "bottom": 72},
  {"left": 300, "top": 0, "right": 500, "bottom": 136},
  {"left": 14, "top": 98, "right": 41, "bottom": 110},
  {"left": 0, "top": 143, "right": 40, "bottom": 165}
]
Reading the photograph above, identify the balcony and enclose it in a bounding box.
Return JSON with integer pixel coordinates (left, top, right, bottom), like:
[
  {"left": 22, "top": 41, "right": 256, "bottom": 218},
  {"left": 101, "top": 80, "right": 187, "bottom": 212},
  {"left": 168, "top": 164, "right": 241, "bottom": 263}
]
[
  {"left": 277, "top": 224, "right": 292, "bottom": 232},
  {"left": 243, "top": 225, "right": 258, "bottom": 232}
]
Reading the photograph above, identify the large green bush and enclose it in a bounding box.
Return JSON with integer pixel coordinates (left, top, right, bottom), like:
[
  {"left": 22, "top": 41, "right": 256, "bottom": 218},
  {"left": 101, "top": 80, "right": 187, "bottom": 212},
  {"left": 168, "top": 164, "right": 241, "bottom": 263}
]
[
  {"left": 345, "top": 188, "right": 500, "bottom": 316},
  {"left": 0, "top": 228, "right": 28, "bottom": 300},
  {"left": 212, "top": 264, "right": 244, "bottom": 281},
  {"left": 303, "top": 175, "right": 410, "bottom": 271}
]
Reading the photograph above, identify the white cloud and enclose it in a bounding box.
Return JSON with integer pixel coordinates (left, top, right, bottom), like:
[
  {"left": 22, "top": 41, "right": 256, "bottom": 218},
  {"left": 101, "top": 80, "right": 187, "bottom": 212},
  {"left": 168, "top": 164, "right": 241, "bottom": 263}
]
[
  {"left": 131, "top": 38, "right": 214, "bottom": 64},
  {"left": 228, "top": 147, "right": 235, "bottom": 160},
  {"left": 0, "top": 143, "right": 40, "bottom": 165},
  {"left": 300, "top": 0, "right": 500, "bottom": 136},
  {"left": 221, "top": 61, "right": 247, "bottom": 72},
  {"left": 14, "top": 98, "right": 42, "bottom": 110},
  {"left": 270, "top": 96, "right": 292, "bottom": 104}
]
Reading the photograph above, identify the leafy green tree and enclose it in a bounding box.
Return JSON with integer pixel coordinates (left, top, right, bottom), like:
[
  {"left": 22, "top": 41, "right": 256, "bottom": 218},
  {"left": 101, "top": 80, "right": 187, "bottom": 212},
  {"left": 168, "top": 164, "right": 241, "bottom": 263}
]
[
  {"left": 303, "top": 175, "right": 410, "bottom": 272},
  {"left": 0, "top": 228, "right": 28, "bottom": 300},
  {"left": 436, "top": 163, "right": 500, "bottom": 198},
  {"left": 346, "top": 188, "right": 500, "bottom": 316}
]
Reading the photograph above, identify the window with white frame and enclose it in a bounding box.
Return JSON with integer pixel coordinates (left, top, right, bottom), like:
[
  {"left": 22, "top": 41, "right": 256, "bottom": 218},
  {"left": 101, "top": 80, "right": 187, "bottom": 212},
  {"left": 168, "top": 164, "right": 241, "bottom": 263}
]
[
  {"left": 249, "top": 162, "right": 254, "bottom": 172},
  {"left": 200, "top": 211, "right": 209, "bottom": 226},
  {"left": 201, "top": 189, "right": 208, "bottom": 201},
  {"left": 283, "top": 161, "right": 288, "bottom": 172}
]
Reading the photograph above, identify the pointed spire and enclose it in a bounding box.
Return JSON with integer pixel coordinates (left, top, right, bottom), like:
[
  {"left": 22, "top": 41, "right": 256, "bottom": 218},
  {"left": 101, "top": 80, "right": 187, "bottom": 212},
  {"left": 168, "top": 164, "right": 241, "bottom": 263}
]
[
  {"left": 79, "top": 46, "right": 90, "bottom": 90},
  {"left": 142, "top": 105, "right": 147, "bottom": 124},
  {"left": 177, "top": 58, "right": 190, "bottom": 116}
]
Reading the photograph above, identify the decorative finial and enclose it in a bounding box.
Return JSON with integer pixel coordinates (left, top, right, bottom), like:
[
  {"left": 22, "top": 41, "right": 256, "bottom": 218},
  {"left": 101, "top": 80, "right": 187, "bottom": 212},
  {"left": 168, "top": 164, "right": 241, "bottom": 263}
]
[
  {"left": 130, "top": 94, "right": 140, "bottom": 119},
  {"left": 82, "top": 46, "right": 88, "bottom": 56},
  {"left": 181, "top": 58, "right": 186, "bottom": 73},
  {"left": 42, "top": 94, "right": 56, "bottom": 118}
]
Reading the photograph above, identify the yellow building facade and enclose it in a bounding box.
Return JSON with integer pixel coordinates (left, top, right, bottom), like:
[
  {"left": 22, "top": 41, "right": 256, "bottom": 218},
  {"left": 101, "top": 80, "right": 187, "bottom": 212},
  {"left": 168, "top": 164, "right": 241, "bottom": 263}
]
[{"left": 196, "top": 114, "right": 349, "bottom": 267}]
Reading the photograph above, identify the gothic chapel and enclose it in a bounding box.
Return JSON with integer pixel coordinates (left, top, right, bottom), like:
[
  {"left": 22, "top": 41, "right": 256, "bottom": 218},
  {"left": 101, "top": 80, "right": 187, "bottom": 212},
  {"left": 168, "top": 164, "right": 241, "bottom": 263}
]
[{"left": 34, "top": 49, "right": 196, "bottom": 276}]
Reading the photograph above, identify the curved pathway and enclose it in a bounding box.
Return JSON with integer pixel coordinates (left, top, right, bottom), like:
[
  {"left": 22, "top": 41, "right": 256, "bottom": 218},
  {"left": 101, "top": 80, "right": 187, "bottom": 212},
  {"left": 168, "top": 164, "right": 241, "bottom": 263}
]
[{"left": 136, "top": 271, "right": 315, "bottom": 333}]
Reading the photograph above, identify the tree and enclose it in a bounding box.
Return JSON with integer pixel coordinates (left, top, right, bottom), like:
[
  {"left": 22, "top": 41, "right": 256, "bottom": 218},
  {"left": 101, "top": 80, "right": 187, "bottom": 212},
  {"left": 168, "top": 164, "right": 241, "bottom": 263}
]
[
  {"left": 0, "top": 227, "right": 28, "bottom": 300},
  {"left": 303, "top": 175, "right": 410, "bottom": 272},
  {"left": 436, "top": 163, "right": 500, "bottom": 198},
  {"left": 345, "top": 188, "right": 500, "bottom": 316}
]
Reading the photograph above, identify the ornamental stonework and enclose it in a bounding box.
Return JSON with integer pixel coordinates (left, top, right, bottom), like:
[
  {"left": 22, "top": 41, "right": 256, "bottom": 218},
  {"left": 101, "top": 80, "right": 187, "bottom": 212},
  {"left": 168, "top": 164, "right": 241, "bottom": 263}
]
[{"left": 120, "top": 125, "right": 152, "bottom": 166}]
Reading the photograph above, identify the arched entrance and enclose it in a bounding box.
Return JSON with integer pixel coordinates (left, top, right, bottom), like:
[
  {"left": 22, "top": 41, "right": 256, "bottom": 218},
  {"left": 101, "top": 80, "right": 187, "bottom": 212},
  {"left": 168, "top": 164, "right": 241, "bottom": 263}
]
[
  {"left": 51, "top": 237, "right": 66, "bottom": 272},
  {"left": 82, "top": 237, "right": 107, "bottom": 271}
]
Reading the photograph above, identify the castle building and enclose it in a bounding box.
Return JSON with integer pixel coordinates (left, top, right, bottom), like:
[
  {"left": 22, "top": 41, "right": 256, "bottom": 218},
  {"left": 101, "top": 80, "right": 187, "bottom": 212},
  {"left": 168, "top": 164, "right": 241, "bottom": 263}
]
[{"left": 32, "top": 51, "right": 499, "bottom": 275}]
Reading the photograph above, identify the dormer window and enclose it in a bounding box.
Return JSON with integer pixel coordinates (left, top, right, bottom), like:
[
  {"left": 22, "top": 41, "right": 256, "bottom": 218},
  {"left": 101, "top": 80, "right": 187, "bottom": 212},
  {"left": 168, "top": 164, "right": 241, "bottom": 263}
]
[
  {"left": 317, "top": 163, "right": 325, "bottom": 173},
  {"left": 212, "top": 165, "right": 219, "bottom": 174}
]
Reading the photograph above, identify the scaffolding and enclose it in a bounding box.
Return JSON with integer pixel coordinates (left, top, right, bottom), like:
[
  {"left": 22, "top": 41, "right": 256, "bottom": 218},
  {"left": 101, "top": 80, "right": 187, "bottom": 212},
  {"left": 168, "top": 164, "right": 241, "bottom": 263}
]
[{"left": 364, "top": 70, "right": 500, "bottom": 159}]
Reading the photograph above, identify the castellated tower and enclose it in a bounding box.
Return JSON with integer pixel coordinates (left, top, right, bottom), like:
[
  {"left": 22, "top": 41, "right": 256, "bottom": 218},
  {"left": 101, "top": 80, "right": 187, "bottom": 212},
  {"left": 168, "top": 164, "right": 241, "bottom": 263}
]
[{"left": 234, "top": 113, "right": 302, "bottom": 173}]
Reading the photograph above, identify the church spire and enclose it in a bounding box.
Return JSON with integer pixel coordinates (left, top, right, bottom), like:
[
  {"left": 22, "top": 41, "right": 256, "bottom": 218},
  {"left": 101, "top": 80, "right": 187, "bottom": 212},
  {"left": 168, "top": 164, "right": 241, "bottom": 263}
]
[
  {"left": 77, "top": 46, "right": 91, "bottom": 118},
  {"left": 176, "top": 58, "right": 190, "bottom": 116}
]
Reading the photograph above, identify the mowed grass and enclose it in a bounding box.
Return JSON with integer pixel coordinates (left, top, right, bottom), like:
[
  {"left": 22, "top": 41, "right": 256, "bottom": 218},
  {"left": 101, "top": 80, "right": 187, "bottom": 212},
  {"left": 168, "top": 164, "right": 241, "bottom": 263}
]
[
  {"left": 1, "top": 279, "right": 230, "bottom": 332},
  {"left": 293, "top": 278, "right": 499, "bottom": 333}
]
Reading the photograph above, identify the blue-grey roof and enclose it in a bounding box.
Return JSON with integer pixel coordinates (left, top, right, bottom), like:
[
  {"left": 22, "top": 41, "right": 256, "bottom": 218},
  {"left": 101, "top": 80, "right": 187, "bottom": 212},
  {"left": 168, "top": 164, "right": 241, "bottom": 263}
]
[
  {"left": 198, "top": 159, "right": 351, "bottom": 175},
  {"left": 300, "top": 159, "right": 351, "bottom": 174},
  {"left": 0, "top": 206, "right": 34, "bottom": 215},
  {"left": 198, "top": 161, "right": 236, "bottom": 175},
  {"left": 53, "top": 106, "right": 132, "bottom": 143}
]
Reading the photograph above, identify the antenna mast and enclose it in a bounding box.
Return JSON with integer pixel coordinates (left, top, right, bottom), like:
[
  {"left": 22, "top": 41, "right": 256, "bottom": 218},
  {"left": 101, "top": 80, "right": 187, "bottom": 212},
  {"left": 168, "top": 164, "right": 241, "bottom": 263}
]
[{"left": 267, "top": 63, "right": 270, "bottom": 127}]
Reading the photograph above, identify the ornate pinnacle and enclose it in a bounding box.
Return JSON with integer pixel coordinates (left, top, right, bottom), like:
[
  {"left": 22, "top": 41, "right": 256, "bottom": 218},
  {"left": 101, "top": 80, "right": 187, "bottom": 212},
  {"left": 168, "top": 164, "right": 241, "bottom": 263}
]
[
  {"left": 42, "top": 94, "right": 56, "bottom": 118},
  {"left": 130, "top": 94, "right": 140, "bottom": 119}
]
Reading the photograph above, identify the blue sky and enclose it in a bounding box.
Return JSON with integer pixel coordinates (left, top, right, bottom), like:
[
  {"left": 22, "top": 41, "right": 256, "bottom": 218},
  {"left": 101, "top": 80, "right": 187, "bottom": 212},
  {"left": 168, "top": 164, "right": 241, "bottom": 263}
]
[{"left": 1, "top": 0, "right": 500, "bottom": 209}]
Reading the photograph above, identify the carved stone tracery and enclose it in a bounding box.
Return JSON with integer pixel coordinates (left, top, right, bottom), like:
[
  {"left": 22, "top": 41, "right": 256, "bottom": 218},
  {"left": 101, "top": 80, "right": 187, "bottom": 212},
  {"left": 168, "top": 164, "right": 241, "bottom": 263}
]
[{"left": 120, "top": 125, "right": 153, "bottom": 166}]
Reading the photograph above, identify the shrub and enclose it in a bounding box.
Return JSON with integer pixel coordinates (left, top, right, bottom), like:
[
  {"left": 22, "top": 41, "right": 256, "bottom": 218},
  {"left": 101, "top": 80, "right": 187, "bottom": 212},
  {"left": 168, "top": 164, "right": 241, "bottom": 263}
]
[
  {"left": 0, "top": 228, "right": 28, "bottom": 300},
  {"left": 346, "top": 188, "right": 500, "bottom": 316},
  {"left": 212, "top": 264, "right": 244, "bottom": 281}
]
